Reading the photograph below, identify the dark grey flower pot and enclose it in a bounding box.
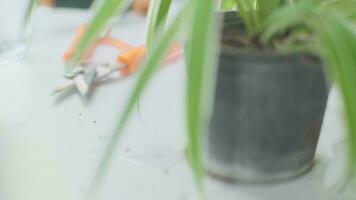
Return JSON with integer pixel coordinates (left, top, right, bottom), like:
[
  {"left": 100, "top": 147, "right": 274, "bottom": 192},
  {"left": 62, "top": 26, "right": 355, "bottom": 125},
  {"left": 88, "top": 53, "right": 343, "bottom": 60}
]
[{"left": 204, "top": 12, "right": 329, "bottom": 182}]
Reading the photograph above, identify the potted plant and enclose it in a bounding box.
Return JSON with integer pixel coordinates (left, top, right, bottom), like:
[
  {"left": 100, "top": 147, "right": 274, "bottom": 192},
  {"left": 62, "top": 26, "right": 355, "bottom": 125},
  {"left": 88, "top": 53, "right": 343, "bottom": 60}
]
[
  {"left": 207, "top": 10, "right": 329, "bottom": 182},
  {"left": 65, "top": 0, "right": 356, "bottom": 197}
]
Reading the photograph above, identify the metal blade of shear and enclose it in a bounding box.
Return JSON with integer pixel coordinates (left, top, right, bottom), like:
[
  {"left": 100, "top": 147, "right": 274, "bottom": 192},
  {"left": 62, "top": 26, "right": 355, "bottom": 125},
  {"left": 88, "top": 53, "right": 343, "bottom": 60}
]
[{"left": 74, "top": 67, "right": 97, "bottom": 96}]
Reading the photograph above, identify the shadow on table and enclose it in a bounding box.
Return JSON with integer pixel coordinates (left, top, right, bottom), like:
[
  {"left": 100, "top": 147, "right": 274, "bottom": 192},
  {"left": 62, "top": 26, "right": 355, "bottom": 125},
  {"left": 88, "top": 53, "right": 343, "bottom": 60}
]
[{"left": 206, "top": 168, "right": 348, "bottom": 200}]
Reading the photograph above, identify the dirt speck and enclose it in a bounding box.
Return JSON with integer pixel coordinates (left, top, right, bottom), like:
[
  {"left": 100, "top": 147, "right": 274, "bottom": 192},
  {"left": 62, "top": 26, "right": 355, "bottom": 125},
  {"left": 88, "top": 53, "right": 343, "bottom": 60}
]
[
  {"left": 178, "top": 194, "right": 187, "bottom": 200},
  {"left": 163, "top": 168, "right": 170, "bottom": 175}
]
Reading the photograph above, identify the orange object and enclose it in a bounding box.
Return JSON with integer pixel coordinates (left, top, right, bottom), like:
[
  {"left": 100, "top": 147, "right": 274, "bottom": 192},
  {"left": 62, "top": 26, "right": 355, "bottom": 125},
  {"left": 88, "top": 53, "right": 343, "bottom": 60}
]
[
  {"left": 132, "top": 0, "right": 150, "bottom": 15},
  {"left": 40, "top": 0, "right": 54, "bottom": 7},
  {"left": 101, "top": 36, "right": 133, "bottom": 52},
  {"left": 63, "top": 24, "right": 101, "bottom": 62},
  {"left": 63, "top": 24, "right": 86, "bottom": 62},
  {"left": 116, "top": 44, "right": 181, "bottom": 76},
  {"left": 63, "top": 25, "right": 181, "bottom": 77},
  {"left": 117, "top": 46, "right": 146, "bottom": 75}
]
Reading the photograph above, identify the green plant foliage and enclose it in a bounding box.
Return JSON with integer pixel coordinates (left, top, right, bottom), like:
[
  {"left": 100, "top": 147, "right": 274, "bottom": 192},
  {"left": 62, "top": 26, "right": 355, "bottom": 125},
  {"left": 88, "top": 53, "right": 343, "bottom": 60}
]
[
  {"left": 185, "top": 0, "right": 216, "bottom": 193},
  {"left": 219, "top": 0, "right": 235, "bottom": 10},
  {"left": 323, "top": 0, "right": 356, "bottom": 20},
  {"left": 314, "top": 13, "right": 356, "bottom": 179},
  {"left": 68, "top": 0, "right": 356, "bottom": 196},
  {"left": 233, "top": 0, "right": 288, "bottom": 36},
  {"left": 86, "top": 5, "right": 188, "bottom": 199},
  {"left": 206, "top": 0, "right": 356, "bottom": 189},
  {"left": 234, "top": 0, "right": 259, "bottom": 34},
  {"left": 22, "top": 0, "right": 38, "bottom": 41},
  {"left": 263, "top": 0, "right": 356, "bottom": 181},
  {"left": 65, "top": 0, "right": 127, "bottom": 76},
  {"left": 262, "top": 3, "right": 302, "bottom": 41},
  {"left": 256, "top": 0, "right": 284, "bottom": 19},
  {"left": 146, "top": 0, "right": 172, "bottom": 50}
]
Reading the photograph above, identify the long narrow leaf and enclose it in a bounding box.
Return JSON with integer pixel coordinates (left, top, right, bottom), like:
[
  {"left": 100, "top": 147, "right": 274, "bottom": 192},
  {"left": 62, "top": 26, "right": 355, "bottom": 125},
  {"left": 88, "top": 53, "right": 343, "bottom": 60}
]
[
  {"left": 21, "top": 0, "right": 38, "bottom": 41},
  {"left": 323, "top": 0, "right": 356, "bottom": 20},
  {"left": 146, "top": 0, "right": 172, "bottom": 50},
  {"left": 314, "top": 13, "right": 356, "bottom": 179},
  {"left": 234, "top": 0, "right": 259, "bottom": 34},
  {"left": 86, "top": 5, "right": 188, "bottom": 199},
  {"left": 65, "top": 0, "right": 126, "bottom": 76},
  {"left": 261, "top": 1, "right": 311, "bottom": 43},
  {"left": 185, "top": 0, "right": 216, "bottom": 193},
  {"left": 219, "top": 0, "right": 236, "bottom": 10},
  {"left": 256, "top": 0, "right": 283, "bottom": 19},
  {"left": 260, "top": 0, "right": 356, "bottom": 184}
]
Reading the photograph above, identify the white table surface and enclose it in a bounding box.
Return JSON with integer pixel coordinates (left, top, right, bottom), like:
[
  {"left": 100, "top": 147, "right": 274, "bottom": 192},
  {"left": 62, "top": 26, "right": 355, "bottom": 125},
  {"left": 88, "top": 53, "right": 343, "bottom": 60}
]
[{"left": 0, "top": 3, "right": 352, "bottom": 200}]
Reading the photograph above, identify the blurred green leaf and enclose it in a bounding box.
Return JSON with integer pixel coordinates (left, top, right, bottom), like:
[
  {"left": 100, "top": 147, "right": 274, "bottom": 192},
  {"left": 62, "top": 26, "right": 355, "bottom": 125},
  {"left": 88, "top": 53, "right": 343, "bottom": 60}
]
[
  {"left": 21, "top": 0, "right": 38, "bottom": 41},
  {"left": 87, "top": 5, "right": 188, "bottom": 199},
  {"left": 65, "top": 0, "right": 126, "bottom": 76},
  {"left": 234, "top": 0, "right": 264, "bottom": 35},
  {"left": 313, "top": 12, "right": 356, "bottom": 178},
  {"left": 146, "top": 0, "right": 172, "bottom": 50},
  {"left": 262, "top": 0, "right": 356, "bottom": 181},
  {"left": 322, "top": 0, "right": 356, "bottom": 20},
  {"left": 257, "top": 0, "right": 283, "bottom": 19},
  {"left": 185, "top": 0, "right": 216, "bottom": 193},
  {"left": 219, "top": 0, "right": 235, "bottom": 10},
  {"left": 261, "top": 1, "right": 311, "bottom": 43},
  {"left": 74, "top": 0, "right": 356, "bottom": 194}
]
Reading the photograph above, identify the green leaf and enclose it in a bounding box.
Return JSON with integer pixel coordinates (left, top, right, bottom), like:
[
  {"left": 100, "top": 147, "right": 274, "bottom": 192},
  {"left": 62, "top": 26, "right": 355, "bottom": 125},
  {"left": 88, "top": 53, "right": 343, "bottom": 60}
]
[
  {"left": 185, "top": 0, "right": 217, "bottom": 193},
  {"left": 256, "top": 0, "right": 283, "bottom": 19},
  {"left": 219, "top": 0, "right": 236, "bottom": 10},
  {"left": 146, "top": 0, "right": 172, "bottom": 50},
  {"left": 234, "top": 0, "right": 262, "bottom": 35},
  {"left": 322, "top": 0, "right": 356, "bottom": 20},
  {"left": 65, "top": 0, "right": 127, "bottom": 76},
  {"left": 260, "top": 0, "right": 356, "bottom": 183},
  {"left": 261, "top": 1, "right": 311, "bottom": 43},
  {"left": 86, "top": 5, "right": 188, "bottom": 199},
  {"left": 21, "top": 0, "right": 38, "bottom": 41},
  {"left": 234, "top": 0, "right": 255, "bottom": 34},
  {"left": 313, "top": 12, "right": 356, "bottom": 178}
]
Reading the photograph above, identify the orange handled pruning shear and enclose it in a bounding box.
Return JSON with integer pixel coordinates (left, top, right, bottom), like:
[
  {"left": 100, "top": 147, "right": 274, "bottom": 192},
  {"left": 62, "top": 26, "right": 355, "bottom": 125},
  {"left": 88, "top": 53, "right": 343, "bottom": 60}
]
[{"left": 54, "top": 25, "right": 181, "bottom": 96}]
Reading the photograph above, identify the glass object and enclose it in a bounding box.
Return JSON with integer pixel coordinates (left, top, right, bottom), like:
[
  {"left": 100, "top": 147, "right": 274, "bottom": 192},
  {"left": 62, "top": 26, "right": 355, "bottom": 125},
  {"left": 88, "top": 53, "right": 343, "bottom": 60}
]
[{"left": 0, "top": 0, "right": 37, "bottom": 63}]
